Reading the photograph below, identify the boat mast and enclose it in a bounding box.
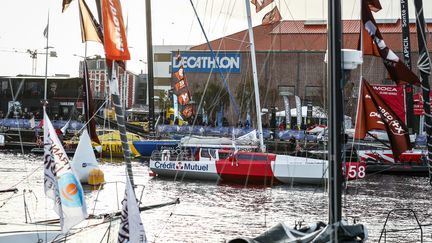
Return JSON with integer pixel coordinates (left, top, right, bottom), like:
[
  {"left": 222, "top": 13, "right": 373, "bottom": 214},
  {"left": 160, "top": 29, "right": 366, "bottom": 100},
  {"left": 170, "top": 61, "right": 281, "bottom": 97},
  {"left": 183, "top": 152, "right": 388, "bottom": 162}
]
[
  {"left": 413, "top": 0, "right": 432, "bottom": 184},
  {"left": 244, "top": 0, "right": 265, "bottom": 152},
  {"left": 94, "top": 0, "right": 135, "bottom": 187},
  {"left": 327, "top": 0, "right": 343, "bottom": 226},
  {"left": 399, "top": 0, "right": 415, "bottom": 133},
  {"left": 146, "top": 0, "right": 155, "bottom": 136}
]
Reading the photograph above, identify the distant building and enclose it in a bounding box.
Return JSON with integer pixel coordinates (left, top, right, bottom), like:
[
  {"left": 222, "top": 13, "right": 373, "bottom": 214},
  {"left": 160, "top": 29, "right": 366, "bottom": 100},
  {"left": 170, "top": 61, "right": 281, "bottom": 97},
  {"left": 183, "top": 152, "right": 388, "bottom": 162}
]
[
  {"left": 153, "top": 45, "right": 191, "bottom": 95},
  {"left": 176, "top": 19, "right": 432, "bottom": 125},
  {"left": 0, "top": 75, "right": 82, "bottom": 119},
  {"left": 135, "top": 73, "right": 147, "bottom": 105},
  {"left": 79, "top": 57, "right": 138, "bottom": 109}
]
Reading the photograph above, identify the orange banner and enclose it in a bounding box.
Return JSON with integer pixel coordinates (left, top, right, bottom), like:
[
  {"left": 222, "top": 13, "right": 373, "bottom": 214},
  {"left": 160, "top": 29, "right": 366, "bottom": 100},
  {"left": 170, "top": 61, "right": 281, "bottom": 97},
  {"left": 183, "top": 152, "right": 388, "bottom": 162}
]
[{"left": 102, "top": 0, "right": 130, "bottom": 60}]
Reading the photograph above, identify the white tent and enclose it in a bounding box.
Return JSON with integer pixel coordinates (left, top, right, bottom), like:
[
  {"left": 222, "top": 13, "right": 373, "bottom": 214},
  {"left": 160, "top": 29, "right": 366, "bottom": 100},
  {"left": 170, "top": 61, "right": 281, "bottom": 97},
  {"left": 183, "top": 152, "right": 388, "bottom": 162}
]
[
  {"left": 276, "top": 106, "right": 352, "bottom": 129},
  {"left": 276, "top": 106, "right": 326, "bottom": 119}
]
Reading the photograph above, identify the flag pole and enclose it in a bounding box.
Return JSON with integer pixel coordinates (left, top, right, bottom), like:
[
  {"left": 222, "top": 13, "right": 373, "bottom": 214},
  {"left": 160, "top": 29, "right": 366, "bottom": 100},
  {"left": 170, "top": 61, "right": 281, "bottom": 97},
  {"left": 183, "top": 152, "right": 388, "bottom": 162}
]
[
  {"left": 43, "top": 12, "right": 50, "bottom": 102},
  {"left": 413, "top": 0, "right": 432, "bottom": 185}
]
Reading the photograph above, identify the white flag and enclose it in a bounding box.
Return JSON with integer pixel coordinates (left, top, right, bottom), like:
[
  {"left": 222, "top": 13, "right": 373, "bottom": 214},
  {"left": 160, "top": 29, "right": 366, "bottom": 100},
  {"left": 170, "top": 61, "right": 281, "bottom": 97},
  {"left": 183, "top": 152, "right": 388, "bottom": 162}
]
[
  {"left": 118, "top": 176, "right": 147, "bottom": 243},
  {"left": 43, "top": 108, "right": 88, "bottom": 233},
  {"left": 29, "top": 117, "right": 36, "bottom": 129},
  {"left": 60, "top": 119, "right": 71, "bottom": 135}
]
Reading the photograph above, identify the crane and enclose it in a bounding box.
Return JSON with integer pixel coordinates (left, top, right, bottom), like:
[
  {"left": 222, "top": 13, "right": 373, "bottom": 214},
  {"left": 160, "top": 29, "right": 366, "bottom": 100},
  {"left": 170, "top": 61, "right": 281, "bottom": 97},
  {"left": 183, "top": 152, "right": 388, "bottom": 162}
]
[{"left": 0, "top": 48, "right": 57, "bottom": 75}]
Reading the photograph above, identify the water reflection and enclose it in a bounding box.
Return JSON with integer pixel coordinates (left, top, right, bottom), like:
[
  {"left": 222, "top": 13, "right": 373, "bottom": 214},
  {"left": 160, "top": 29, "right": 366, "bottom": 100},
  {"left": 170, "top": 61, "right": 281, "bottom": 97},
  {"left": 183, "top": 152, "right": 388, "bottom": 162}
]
[{"left": 0, "top": 152, "right": 431, "bottom": 242}]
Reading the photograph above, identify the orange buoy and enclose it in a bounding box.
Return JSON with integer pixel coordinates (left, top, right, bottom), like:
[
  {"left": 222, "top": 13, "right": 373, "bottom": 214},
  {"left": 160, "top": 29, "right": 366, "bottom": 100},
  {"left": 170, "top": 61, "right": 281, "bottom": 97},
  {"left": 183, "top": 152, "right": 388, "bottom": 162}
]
[{"left": 88, "top": 168, "right": 105, "bottom": 186}]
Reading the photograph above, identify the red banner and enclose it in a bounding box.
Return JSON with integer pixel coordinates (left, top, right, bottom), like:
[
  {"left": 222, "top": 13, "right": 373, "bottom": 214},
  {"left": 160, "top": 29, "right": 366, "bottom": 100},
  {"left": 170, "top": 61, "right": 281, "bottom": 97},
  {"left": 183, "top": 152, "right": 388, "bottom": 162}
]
[
  {"left": 414, "top": 92, "right": 432, "bottom": 115},
  {"left": 371, "top": 84, "right": 405, "bottom": 124},
  {"left": 355, "top": 80, "right": 412, "bottom": 159},
  {"left": 101, "top": 0, "right": 130, "bottom": 60}
]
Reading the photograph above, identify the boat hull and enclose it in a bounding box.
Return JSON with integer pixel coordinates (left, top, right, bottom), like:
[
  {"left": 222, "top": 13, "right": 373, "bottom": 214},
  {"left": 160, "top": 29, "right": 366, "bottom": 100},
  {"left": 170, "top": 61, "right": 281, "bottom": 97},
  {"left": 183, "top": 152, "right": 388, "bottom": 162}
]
[
  {"left": 357, "top": 149, "right": 428, "bottom": 175},
  {"left": 272, "top": 155, "right": 328, "bottom": 184},
  {"left": 149, "top": 160, "right": 220, "bottom": 181},
  {"left": 133, "top": 140, "right": 179, "bottom": 157},
  {"left": 150, "top": 153, "right": 329, "bottom": 185}
]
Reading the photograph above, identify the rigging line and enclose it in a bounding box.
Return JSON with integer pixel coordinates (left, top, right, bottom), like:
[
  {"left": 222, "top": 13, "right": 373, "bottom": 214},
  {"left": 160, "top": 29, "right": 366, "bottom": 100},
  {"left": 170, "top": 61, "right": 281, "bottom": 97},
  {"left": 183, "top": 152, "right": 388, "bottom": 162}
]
[
  {"left": 209, "top": 0, "right": 227, "bottom": 34},
  {"left": 151, "top": 202, "right": 180, "bottom": 242},
  {"left": 6, "top": 164, "right": 43, "bottom": 190},
  {"left": 280, "top": 0, "right": 312, "bottom": 50},
  {"left": 77, "top": 99, "right": 107, "bottom": 134},
  {"left": 190, "top": 66, "right": 216, "bottom": 129},
  {"left": 189, "top": 0, "right": 240, "bottom": 116},
  {"left": 219, "top": 0, "right": 237, "bottom": 38}
]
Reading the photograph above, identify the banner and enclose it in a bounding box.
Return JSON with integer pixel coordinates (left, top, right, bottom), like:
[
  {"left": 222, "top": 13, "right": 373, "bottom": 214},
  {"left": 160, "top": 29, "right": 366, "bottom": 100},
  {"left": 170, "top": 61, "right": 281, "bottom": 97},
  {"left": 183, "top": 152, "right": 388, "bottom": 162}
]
[
  {"left": 251, "top": 0, "right": 273, "bottom": 13},
  {"left": 79, "top": 0, "right": 103, "bottom": 43},
  {"left": 371, "top": 84, "right": 406, "bottom": 123},
  {"left": 43, "top": 108, "right": 88, "bottom": 233},
  {"left": 83, "top": 60, "right": 101, "bottom": 144},
  {"left": 62, "top": 0, "right": 73, "bottom": 12},
  {"left": 101, "top": 0, "right": 130, "bottom": 60},
  {"left": 282, "top": 96, "right": 291, "bottom": 129},
  {"left": 355, "top": 79, "right": 411, "bottom": 159},
  {"left": 414, "top": 92, "right": 432, "bottom": 115},
  {"left": 361, "top": 0, "right": 420, "bottom": 86},
  {"left": 262, "top": 6, "right": 282, "bottom": 25},
  {"left": 118, "top": 176, "right": 147, "bottom": 243},
  {"left": 173, "top": 52, "right": 193, "bottom": 118},
  {"left": 295, "top": 96, "right": 302, "bottom": 129}
]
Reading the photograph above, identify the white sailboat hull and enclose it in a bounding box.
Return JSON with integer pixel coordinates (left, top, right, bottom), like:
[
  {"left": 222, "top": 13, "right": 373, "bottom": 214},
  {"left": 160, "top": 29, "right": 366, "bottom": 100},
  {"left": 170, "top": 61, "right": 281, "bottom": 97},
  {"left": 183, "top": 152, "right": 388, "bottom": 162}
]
[{"left": 272, "top": 155, "right": 328, "bottom": 184}]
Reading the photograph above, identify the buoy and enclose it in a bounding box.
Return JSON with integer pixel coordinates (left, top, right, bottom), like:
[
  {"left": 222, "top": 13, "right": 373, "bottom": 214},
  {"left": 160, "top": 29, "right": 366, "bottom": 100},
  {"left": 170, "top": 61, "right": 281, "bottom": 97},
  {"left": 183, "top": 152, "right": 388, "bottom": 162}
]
[
  {"left": 149, "top": 171, "right": 157, "bottom": 177},
  {"left": 88, "top": 168, "right": 105, "bottom": 186}
]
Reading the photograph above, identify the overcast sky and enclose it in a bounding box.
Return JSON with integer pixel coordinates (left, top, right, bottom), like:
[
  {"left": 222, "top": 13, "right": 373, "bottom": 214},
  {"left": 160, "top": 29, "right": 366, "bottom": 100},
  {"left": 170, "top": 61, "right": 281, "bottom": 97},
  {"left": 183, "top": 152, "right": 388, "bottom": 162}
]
[{"left": 0, "top": 0, "right": 430, "bottom": 77}]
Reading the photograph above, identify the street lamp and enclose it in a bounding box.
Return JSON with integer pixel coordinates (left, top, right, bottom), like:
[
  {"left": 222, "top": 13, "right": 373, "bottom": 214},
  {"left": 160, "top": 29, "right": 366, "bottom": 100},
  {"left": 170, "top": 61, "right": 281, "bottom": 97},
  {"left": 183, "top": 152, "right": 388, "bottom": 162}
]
[{"left": 139, "top": 59, "right": 149, "bottom": 105}]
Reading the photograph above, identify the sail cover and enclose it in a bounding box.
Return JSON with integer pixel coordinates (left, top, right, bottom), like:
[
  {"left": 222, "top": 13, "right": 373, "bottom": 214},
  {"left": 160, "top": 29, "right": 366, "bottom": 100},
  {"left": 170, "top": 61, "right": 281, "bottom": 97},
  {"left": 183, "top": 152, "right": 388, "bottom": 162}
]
[{"left": 229, "top": 221, "right": 367, "bottom": 243}]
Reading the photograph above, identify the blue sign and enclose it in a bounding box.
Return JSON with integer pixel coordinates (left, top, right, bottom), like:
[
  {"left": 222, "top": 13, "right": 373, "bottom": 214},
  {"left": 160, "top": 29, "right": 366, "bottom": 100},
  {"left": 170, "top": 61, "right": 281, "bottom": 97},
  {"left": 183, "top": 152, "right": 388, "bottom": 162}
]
[{"left": 172, "top": 52, "right": 241, "bottom": 73}]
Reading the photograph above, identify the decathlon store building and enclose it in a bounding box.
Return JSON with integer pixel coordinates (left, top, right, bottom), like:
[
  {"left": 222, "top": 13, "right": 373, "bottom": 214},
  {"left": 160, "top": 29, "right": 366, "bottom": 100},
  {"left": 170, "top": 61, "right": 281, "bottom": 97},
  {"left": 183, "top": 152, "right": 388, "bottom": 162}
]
[{"left": 167, "top": 20, "right": 432, "bottom": 126}]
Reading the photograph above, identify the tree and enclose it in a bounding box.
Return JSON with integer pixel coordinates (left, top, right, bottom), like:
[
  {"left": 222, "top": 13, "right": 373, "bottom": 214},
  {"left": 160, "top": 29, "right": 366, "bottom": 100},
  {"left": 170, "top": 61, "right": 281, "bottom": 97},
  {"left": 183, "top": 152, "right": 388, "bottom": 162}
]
[{"left": 192, "top": 82, "right": 230, "bottom": 122}]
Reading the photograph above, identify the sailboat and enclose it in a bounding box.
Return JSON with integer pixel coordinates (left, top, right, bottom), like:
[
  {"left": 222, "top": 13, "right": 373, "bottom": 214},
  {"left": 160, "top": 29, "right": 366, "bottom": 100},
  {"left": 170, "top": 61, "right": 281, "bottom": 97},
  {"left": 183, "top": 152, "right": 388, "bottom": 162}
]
[
  {"left": 226, "top": 0, "right": 370, "bottom": 241},
  {"left": 148, "top": 0, "right": 369, "bottom": 185},
  {"left": 347, "top": 0, "right": 429, "bottom": 176},
  {"left": 70, "top": 129, "right": 104, "bottom": 185},
  {"left": 0, "top": 0, "right": 179, "bottom": 241}
]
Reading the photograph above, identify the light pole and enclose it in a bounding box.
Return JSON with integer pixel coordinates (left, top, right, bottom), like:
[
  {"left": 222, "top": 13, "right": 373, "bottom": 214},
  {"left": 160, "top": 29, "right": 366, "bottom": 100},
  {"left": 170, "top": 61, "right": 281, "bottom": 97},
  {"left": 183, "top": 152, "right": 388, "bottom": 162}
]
[{"left": 139, "top": 59, "right": 149, "bottom": 106}]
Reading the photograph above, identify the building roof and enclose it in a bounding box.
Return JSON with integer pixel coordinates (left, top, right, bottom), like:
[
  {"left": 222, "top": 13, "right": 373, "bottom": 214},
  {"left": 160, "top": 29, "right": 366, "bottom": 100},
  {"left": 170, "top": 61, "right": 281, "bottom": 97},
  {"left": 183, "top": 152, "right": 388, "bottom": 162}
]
[
  {"left": 0, "top": 75, "right": 78, "bottom": 80},
  {"left": 191, "top": 20, "right": 432, "bottom": 52}
]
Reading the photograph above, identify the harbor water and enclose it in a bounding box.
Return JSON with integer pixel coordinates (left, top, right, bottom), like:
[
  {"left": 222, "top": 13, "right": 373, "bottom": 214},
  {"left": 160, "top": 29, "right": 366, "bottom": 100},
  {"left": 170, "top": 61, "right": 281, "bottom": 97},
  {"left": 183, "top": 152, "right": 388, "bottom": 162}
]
[{"left": 1, "top": 152, "right": 432, "bottom": 242}]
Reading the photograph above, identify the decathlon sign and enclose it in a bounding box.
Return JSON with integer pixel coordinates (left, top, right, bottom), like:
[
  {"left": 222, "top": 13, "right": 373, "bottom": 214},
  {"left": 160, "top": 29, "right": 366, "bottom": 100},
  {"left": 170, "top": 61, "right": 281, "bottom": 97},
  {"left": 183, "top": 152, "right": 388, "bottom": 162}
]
[{"left": 172, "top": 52, "right": 241, "bottom": 73}]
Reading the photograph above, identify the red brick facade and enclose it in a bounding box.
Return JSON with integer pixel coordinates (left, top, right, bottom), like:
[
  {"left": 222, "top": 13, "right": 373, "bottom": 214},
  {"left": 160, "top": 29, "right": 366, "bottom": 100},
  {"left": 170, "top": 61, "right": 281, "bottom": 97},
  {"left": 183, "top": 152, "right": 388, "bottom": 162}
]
[{"left": 182, "top": 20, "right": 432, "bottom": 125}]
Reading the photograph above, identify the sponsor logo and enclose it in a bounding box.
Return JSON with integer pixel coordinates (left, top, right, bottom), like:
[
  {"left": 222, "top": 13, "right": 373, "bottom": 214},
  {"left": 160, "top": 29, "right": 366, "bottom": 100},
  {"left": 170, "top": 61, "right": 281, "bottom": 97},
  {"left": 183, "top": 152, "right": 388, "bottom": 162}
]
[
  {"left": 172, "top": 52, "right": 241, "bottom": 73},
  {"left": 108, "top": 0, "right": 125, "bottom": 52},
  {"left": 372, "top": 86, "right": 397, "bottom": 92},
  {"left": 58, "top": 173, "right": 84, "bottom": 207},
  {"left": 154, "top": 161, "right": 209, "bottom": 171},
  {"left": 175, "top": 161, "right": 184, "bottom": 170}
]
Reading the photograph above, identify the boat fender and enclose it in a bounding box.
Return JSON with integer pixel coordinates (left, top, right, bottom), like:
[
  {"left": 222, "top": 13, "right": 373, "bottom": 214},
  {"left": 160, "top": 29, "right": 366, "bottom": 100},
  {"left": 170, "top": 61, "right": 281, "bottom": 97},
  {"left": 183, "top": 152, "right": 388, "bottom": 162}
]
[
  {"left": 162, "top": 150, "right": 170, "bottom": 161},
  {"left": 88, "top": 168, "right": 105, "bottom": 186},
  {"left": 149, "top": 171, "right": 157, "bottom": 177}
]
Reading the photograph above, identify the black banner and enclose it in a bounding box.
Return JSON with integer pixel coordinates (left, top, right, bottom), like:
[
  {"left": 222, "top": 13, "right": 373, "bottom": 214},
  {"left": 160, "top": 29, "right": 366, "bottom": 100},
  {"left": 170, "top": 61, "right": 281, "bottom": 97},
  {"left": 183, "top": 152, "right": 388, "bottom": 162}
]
[{"left": 400, "top": 0, "right": 414, "bottom": 132}]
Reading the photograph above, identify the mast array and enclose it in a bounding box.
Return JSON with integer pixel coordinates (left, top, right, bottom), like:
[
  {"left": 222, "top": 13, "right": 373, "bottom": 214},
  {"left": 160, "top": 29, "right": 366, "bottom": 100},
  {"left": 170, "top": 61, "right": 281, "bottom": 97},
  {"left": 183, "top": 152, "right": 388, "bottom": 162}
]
[
  {"left": 400, "top": 0, "right": 415, "bottom": 132},
  {"left": 413, "top": 0, "right": 432, "bottom": 184},
  {"left": 244, "top": 0, "right": 266, "bottom": 153},
  {"left": 327, "top": 0, "right": 344, "bottom": 229}
]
